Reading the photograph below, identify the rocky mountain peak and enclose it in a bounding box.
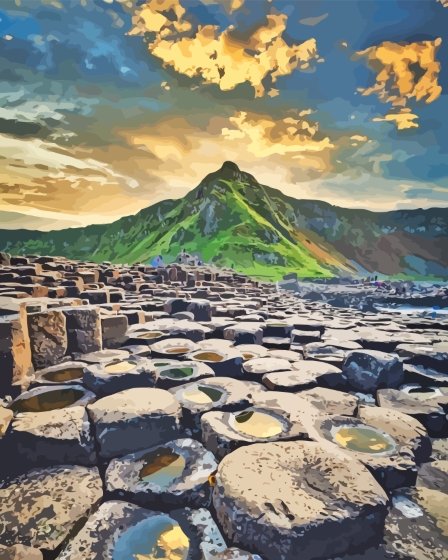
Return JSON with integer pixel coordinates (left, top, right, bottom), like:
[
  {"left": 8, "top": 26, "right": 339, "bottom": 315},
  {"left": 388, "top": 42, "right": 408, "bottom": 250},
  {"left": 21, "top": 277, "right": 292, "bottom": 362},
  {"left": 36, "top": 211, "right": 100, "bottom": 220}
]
[
  {"left": 218, "top": 161, "right": 248, "bottom": 182},
  {"left": 220, "top": 161, "right": 241, "bottom": 174}
]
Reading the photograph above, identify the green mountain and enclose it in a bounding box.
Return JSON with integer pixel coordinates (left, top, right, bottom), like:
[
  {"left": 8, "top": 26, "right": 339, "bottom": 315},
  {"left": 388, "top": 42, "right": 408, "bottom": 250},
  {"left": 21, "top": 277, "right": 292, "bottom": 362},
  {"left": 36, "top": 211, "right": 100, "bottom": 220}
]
[{"left": 1, "top": 162, "right": 448, "bottom": 281}]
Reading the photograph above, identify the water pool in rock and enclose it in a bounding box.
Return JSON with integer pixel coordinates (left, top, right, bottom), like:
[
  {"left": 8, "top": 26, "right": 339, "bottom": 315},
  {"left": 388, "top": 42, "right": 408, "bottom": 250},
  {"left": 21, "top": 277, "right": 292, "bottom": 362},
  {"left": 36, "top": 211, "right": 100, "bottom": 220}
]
[
  {"left": 192, "top": 352, "right": 224, "bottom": 363},
  {"left": 41, "top": 367, "right": 84, "bottom": 382},
  {"left": 112, "top": 515, "right": 189, "bottom": 560},
  {"left": 139, "top": 447, "right": 186, "bottom": 490},
  {"left": 165, "top": 347, "right": 191, "bottom": 354},
  {"left": 10, "top": 388, "right": 86, "bottom": 413},
  {"left": 334, "top": 426, "right": 395, "bottom": 454},
  {"left": 137, "top": 332, "right": 165, "bottom": 339},
  {"left": 104, "top": 361, "right": 137, "bottom": 374},
  {"left": 160, "top": 367, "right": 195, "bottom": 380},
  {"left": 406, "top": 386, "right": 442, "bottom": 401},
  {"left": 234, "top": 410, "right": 283, "bottom": 438},
  {"left": 182, "top": 386, "right": 224, "bottom": 404}
]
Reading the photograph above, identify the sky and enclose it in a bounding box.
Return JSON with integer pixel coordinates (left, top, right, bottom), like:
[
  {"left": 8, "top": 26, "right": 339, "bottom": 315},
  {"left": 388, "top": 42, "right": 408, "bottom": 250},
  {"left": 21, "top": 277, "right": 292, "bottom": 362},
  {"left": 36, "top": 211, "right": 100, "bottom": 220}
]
[{"left": 0, "top": 0, "right": 447, "bottom": 230}]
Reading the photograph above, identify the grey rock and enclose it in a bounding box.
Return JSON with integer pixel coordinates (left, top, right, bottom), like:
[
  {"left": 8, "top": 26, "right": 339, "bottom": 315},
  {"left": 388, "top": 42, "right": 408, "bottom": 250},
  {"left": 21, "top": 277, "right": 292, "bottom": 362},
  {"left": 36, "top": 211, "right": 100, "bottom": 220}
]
[
  {"left": 0, "top": 465, "right": 102, "bottom": 551},
  {"left": 0, "top": 406, "right": 96, "bottom": 477},
  {"left": 87, "top": 388, "right": 181, "bottom": 458},
  {"left": 105, "top": 438, "right": 218, "bottom": 509},
  {"left": 343, "top": 350, "right": 404, "bottom": 392},
  {"left": 57, "top": 501, "right": 227, "bottom": 560},
  {"left": 83, "top": 355, "right": 155, "bottom": 397},
  {"left": 213, "top": 441, "right": 388, "bottom": 560},
  {"left": 417, "top": 460, "right": 448, "bottom": 493}
]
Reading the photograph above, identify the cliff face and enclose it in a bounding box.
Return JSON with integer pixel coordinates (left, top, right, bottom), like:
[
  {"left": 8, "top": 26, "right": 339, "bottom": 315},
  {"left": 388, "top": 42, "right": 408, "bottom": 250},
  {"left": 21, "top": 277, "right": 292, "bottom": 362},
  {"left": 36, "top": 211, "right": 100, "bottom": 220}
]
[{"left": 1, "top": 162, "right": 448, "bottom": 281}]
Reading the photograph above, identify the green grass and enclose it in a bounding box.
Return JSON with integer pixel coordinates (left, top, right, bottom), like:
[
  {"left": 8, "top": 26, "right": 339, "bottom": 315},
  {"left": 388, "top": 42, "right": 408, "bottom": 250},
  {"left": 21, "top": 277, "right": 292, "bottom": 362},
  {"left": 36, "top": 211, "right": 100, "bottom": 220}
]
[{"left": 2, "top": 164, "right": 447, "bottom": 281}]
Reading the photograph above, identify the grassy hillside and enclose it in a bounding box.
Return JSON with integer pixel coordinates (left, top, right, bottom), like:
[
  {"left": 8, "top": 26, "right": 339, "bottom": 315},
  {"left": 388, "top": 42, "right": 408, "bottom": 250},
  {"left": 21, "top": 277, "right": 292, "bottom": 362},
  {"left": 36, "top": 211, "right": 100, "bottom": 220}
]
[{"left": 1, "top": 162, "right": 448, "bottom": 281}]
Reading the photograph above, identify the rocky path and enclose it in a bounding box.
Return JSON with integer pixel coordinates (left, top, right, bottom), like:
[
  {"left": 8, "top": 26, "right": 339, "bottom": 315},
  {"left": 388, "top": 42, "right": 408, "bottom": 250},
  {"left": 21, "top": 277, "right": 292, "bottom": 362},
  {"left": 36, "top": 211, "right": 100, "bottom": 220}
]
[{"left": 0, "top": 253, "right": 447, "bottom": 559}]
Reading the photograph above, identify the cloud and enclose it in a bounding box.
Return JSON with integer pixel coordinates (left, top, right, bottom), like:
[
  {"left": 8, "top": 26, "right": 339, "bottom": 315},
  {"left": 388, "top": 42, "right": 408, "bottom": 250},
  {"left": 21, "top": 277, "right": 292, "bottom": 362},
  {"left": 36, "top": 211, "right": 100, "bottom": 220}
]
[
  {"left": 119, "top": 110, "right": 378, "bottom": 192},
  {"left": 0, "top": 134, "right": 147, "bottom": 226},
  {"left": 372, "top": 109, "right": 419, "bottom": 130},
  {"left": 299, "top": 13, "right": 328, "bottom": 26},
  {"left": 222, "top": 111, "right": 334, "bottom": 156},
  {"left": 354, "top": 39, "right": 443, "bottom": 128},
  {"left": 130, "top": 0, "right": 318, "bottom": 96}
]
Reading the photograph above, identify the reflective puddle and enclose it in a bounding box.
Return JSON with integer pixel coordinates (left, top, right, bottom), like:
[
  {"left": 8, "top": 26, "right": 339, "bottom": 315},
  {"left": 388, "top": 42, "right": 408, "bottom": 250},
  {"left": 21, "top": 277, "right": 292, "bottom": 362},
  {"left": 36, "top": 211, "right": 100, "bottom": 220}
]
[
  {"left": 140, "top": 448, "right": 186, "bottom": 490},
  {"left": 193, "top": 352, "right": 224, "bottom": 363},
  {"left": 334, "top": 426, "right": 395, "bottom": 454},
  {"left": 407, "top": 386, "right": 441, "bottom": 401},
  {"left": 112, "top": 516, "right": 189, "bottom": 560},
  {"left": 159, "top": 367, "right": 195, "bottom": 380},
  {"left": 10, "top": 388, "right": 86, "bottom": 413},
  {"left": 234, "top": 410, "right": 283, "bottom": 438},
  {"left": 165, "top": 347, "right": 191, "bottom": 354},
  {"left": 41, "top": 367, "right": 84, "bottom": 383},
  {"left": 138, "top": 332, "right": 165, "bottom": 339},
  {"left": 182, "top": 386, "right": 224, "bottom": 404},
  {"left": 104, "top": 361, "right": 137, "bottom": 374}
]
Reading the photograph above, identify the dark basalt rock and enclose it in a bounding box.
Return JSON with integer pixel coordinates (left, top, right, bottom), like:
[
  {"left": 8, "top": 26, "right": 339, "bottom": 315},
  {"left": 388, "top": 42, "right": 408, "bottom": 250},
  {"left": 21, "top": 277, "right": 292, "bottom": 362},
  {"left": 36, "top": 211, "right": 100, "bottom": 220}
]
[
  {"left": 57, "top": 501, "right": 227, "bottom": 559},
  {"left": 83, "top": 355, "right": 155, "bottom": 397},
  {"left": 105, "top": 438, "right": 218, "bottom": 509}
]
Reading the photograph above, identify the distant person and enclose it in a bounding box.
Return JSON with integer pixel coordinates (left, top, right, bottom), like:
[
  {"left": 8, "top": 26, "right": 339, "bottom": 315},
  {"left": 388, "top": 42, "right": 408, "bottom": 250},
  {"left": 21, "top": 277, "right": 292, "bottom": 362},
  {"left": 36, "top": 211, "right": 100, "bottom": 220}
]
[{"left": 151, "top": 255, "right": 164, "bottom": 267}]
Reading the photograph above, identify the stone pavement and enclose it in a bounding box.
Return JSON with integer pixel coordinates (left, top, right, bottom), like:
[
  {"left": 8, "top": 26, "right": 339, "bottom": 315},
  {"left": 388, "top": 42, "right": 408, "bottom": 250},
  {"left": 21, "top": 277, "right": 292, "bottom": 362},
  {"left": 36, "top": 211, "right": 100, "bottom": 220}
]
[{"left": 0, "top": 253, "right": 447, "bottom": 559}]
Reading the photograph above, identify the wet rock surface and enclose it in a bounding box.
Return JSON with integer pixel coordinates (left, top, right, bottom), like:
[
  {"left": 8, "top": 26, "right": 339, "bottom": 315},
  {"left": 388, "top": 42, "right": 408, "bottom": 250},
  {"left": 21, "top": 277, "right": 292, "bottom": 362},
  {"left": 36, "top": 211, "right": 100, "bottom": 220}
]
[
  {"left": 57, "top": 501, "right": 227, "bottom": 560},
  {"left": 308, "top": 413, "right": 421, "bottom": 490},
  {"left": 1, "top": 257, "right": 448, "bottom": 558},
  {"left": 105, "top": 438, "right": 218, "bottom": 509}
]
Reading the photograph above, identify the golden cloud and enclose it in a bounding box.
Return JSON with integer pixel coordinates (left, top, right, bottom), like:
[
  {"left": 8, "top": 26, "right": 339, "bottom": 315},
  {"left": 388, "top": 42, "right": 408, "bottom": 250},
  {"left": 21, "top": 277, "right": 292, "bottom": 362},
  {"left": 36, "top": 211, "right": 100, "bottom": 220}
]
[
  {"left": 119, "top": 110, "right": 338, "bottom": 190},
  {"left": 372, "top": 109, "right": 419, "bottom": 130},
  {"left": 222, "top": 111, "right": 334, "bottom": 156},
  {"left": 130, "top": 0, "right": 318, "bottom": 96},
  {"left": 355, "top": 39, "right": 442, "bottom": 129},
  {"left": 0, "top": 134, "right": 148, "bottom": 226},
  {"left": 128, "top": 0, "right": 191, "bottom": 36}
]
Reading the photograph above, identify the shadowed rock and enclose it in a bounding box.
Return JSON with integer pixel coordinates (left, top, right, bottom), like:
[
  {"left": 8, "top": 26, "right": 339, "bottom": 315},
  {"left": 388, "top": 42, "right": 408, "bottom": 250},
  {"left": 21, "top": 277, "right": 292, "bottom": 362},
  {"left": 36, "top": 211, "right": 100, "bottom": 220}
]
[
  {"left": 105, "top": 438, "right": 218, "bottom": 509},
  {"left": 87, "top": 388, "right": 182, "bottom": 459}
]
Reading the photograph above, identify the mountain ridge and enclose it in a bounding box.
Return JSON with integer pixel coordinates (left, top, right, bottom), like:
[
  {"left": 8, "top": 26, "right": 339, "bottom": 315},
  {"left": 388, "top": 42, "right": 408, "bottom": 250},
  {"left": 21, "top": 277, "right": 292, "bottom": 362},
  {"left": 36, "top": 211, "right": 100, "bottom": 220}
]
[{"left": 1, "top": 162, "right": 448, "bottom": 281}]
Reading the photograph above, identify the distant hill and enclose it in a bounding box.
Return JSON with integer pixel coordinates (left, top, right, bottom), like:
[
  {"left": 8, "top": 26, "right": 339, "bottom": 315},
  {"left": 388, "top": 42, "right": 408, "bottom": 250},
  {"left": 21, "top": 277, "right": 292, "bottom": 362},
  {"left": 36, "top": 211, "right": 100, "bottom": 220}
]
[{"left": 1, "top": 161, "right": 448, "bottom": 281}]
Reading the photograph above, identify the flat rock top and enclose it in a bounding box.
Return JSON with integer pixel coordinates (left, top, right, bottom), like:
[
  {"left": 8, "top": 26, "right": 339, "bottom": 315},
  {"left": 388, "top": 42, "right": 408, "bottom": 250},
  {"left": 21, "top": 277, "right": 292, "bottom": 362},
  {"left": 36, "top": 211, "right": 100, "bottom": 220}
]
[
  {"left": 299, "top": 387, "right": 358, "bottom": 415},
  {"left": 345, "top": 349, "right": 398, "bottom": 362},
  {"left": 290, "top": 361, "right": 342, "bottom": 374},
  {"left": 81, "top": 349, "right": 130, "bottom": 363},
  {"left": 11, "top": 406, "right": 88, "bottom": 440},
  {"left": 377, "top": 388, "right": 448, "bottom": 414},
  {"left": 243, "top": 358, "right": 291, "bottom": 374},
  {"left": 267, "top": 350, "right": 301, "bottom": 362},
  {"left": 357, "top": 404, "right": 427, "bottom": 443},
  {"left": 87, "top": 388, "right": 180, "bottom": 423},
  {"left": 0, "top": 465, "right": 102, "bottom": 550},
  {"left": 215, "top": 441, "right": 387, "bottom": 525}
]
